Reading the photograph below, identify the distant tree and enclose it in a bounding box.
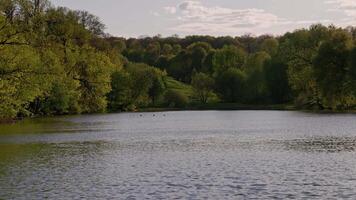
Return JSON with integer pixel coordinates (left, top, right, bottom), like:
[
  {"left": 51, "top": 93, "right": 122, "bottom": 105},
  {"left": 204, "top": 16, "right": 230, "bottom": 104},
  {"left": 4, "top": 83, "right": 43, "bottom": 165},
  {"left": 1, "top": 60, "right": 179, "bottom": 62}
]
[
  {"left": 75, "top": 10, "right": 106, "bottom": 36},
  {"left": 260, "top": 38, "right": 279, "bottom": 56},
  {"left": 244, "top": 52, "right": 271, "bottom": 103},
  {"left": 201, "top": 50, "right": 216, "bottom": 75},
  {"left": 144, "top": 42, "right": 160, "bottom": 66},
  {"left": 215, "top": 68, "right": 247, "bottom": 103},
  {"left": 212, "top": 45, "right": 246, "bottom": 75},
  {"left": 191, "top": 73, "right": 215, "bottom": 103},
  {"left": 167, "top": 50, "right": 193, "bottom": 83},
  {"left": 280, "top": 25, "right": 329, "bottom": 108},
  {"left": 187, "top": 42, "right": 210, "bottom": 72},
  {"left": 164, "top": 90, "right": 189, "bottom": 108},
  {"left": 264, "top": 57, "right": 291, "bottom": 104},
  {"left": 162, "top": 44, "right": 173, "bottom": 56},
  {"left": 107, "top": 71, "right": 134, "bottom": 111},
  {"left": 313, "top": 29, "right": 355, "bottom": 109},
  {"left": 149, "top": 72, "right": 166, "bottom": 105}
]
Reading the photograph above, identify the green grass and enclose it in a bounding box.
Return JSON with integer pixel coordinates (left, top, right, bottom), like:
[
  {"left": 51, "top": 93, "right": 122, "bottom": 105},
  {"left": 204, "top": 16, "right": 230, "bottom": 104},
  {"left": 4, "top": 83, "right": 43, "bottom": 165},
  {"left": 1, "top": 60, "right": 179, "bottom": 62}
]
[{"left": 164, "top": 76, "right": 193, "bottom": 97}]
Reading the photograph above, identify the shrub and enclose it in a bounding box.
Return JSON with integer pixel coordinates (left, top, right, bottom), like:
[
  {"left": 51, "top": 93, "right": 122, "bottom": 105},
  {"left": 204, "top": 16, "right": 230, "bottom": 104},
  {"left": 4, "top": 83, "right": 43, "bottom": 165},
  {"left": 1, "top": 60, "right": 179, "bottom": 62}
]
[{"left": 164, "top": 90, "right": 189, "bottom": 108}]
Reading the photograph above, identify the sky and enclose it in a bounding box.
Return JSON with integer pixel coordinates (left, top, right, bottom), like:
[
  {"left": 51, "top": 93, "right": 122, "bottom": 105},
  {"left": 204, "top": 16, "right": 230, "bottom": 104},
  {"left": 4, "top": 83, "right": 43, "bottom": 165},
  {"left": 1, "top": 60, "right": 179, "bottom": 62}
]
[{"left": 51, "top": 0, "right": 356, "bottom": 38}]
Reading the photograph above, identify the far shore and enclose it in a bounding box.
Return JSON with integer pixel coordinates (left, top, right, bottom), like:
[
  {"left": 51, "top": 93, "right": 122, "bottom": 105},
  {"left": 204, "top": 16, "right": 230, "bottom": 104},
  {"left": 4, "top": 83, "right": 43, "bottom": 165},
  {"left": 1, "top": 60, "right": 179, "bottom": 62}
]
[
  {"left": 138, "top": 103, "right": 296, "bottom": 112},
  {"left": 3, "top": 103, "right": 356, "bottom": 124}
]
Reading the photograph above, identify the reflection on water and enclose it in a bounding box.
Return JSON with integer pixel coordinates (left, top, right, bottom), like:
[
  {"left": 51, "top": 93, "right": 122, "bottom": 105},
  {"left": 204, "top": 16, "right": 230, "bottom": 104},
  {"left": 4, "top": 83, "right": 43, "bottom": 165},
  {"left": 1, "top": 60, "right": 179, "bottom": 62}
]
[
  {"left": 285, "top": 136, "right": 356, "bottom": 153},
  {"left": 1, "top": 111, "right": 356, "bottom": 199}
]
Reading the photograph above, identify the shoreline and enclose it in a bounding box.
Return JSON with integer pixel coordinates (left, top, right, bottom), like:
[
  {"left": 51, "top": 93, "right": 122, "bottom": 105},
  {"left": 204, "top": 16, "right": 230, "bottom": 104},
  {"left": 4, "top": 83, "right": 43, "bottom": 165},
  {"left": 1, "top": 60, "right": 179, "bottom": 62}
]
[
  {"left": 3, "top": 104, "right": 356, "bottom": 124},
  {"left": 138, "top": 103, "right": 296, "bottom": 112}
]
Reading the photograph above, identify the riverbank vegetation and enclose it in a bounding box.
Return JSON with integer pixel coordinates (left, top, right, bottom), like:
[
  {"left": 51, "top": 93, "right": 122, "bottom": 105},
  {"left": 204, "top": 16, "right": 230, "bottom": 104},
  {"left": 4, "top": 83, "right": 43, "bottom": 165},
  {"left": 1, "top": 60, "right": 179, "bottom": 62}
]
[{"left": 1, "top": 0, "right": 356, "bottom": 120}]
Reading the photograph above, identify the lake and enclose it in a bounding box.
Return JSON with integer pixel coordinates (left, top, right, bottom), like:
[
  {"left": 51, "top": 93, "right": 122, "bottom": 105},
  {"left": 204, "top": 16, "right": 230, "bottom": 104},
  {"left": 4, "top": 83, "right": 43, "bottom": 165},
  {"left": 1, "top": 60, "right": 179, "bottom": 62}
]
[{"left": 1, "top": 111, "right": 356, "bottom": 199}]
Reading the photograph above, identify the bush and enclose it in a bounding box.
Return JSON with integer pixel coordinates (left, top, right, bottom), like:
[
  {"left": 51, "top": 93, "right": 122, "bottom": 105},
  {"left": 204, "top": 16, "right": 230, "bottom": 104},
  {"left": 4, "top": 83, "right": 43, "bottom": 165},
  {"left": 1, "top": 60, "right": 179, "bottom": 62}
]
[{"left": 164, "top": 90, "right": 189, "bottom": 108}]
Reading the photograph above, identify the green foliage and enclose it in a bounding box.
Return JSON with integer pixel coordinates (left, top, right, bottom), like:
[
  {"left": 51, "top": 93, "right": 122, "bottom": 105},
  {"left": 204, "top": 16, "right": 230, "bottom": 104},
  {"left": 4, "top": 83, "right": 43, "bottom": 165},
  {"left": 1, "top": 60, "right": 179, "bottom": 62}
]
[
  {"left": 244, "top": 52, "right": 271, "bottom": 103},
  {"left": 75, "top": 46, "right": 114, "bottom": 113},
  {"left": 0, "top": 45, "right": 45, "bottom": 118},
  {"left": 108, "top": 63, "right": 166, "bottom": 111},
  {"left": 313, "top": 29, "right": 355, "bottom": 109},
  {"left": 164, "top": 90, "right": 189, "bottom": 108},
  {"left": 191, "top": 73, "right": 215, "bottom": 103},
  {"left": 2, "top": 0, "right": 356, "bottom": 121},
  {"left": 0, "top": 0, "right": 122, "bottom": 119},
  {"left": 215, "top": 68, "right": 247, "bottom": 103},
  {"left": 107, "top": 71, "right": 133, "bottom": 111},
  {"left": 167, "top": 50, "right": 194, "bottom": 82},
  {"left": 212, "top": 45, "right": 246, "bottom": 75},
  {"left": 149, "top": 75, "right": 166, "bottom": 105},
  {"left": 164, "top": 76, "right": 193, "bottom": 98},
  {"left": 280, "top": 25, "right": 329, "bottom": 108},
  {"left": 260, "top": 38, "right": 279, "bottom": 56},
  {"left": 264, "top": 57, "right": 291, "bottom": 104},
  {"left": 36, "top": 80, "right": 81, "bottom": 115}
]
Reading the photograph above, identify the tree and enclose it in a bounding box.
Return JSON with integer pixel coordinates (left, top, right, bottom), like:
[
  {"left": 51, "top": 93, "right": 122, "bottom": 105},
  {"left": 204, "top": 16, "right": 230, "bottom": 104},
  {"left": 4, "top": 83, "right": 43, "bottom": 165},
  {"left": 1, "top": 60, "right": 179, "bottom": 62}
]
[
  {"left": 212, "top": 45, "right": 246, "bottom": 75},
  {"left": 75, "top": 10, "right": 106, "bottom": 36},
  {"left": 186, "top": 42, "right": 210, "bottom": 72},
  {"left": 191, "top": 73, "right": 215, "bottom": 103},
  {"left": 202, "top": 50, "right": 216, "bottom": 75},
  {"left": 35, "top": 80, "right": 81, "bottom": 115},
  {"left": 149, "top": 74, "right": 166, "bottom": 105},
  {"left": 108, "top": 62, "right": 166, "bottom": 111},
  {"left": 107, "top": 71, "right": 134, "bottom": 111},
  {"left": 162, "top": 44, "right": 173, "bottom": 56},
  {"left": 264, "top": 57, "right": 291, "bottom": 104},
  {"left": 280, "top": 25, "right": 329, "bottom": 108},
  {"left": 144, "top": 41, "right": 160, "bottom": 66},
  {"left": 244, "top": 52, "right": 271, "bottom": 103},
  {"left": 164, "top": 90, "right": 189, "bottom": 108},
  {"left": 260, "top": 38, "right": 279, "bottom": 56},
  {"left": 215, "top": 68, "right": 247, "bottom": 103},
  {"left": 0, "top": 45, "right": 47, "bottom": 118},
  {"left": 313, "top": 29, "right": 355, "bottom": 109},
  {"left": 167, "top": 50, "right": 193, "bottom": 83}
]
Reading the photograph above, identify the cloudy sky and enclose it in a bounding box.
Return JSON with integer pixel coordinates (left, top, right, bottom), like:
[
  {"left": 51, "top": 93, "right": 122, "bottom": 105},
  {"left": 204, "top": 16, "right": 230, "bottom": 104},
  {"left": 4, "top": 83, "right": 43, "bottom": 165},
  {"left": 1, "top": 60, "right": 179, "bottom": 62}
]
[{"left": 52, "top": 0, "right": 356, "bottom": 37}]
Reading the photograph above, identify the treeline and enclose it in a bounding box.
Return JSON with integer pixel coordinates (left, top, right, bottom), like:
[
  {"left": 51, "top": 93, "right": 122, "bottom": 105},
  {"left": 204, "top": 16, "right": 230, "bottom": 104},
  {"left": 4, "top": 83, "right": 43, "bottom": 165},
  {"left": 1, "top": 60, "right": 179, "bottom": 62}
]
[
  {"left": 116, "top": 26, "right": 356, "bottom": 110},
  {"left": 1, "top": 1, "right": 356, "bottom": 120}
]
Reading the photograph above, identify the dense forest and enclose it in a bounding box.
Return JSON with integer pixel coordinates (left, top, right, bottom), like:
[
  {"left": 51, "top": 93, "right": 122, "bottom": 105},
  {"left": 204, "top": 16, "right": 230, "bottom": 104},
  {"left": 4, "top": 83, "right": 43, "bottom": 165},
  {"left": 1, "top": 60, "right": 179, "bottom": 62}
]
[{"left": 1, "top": 0, "right": 356, "bottom": 120}]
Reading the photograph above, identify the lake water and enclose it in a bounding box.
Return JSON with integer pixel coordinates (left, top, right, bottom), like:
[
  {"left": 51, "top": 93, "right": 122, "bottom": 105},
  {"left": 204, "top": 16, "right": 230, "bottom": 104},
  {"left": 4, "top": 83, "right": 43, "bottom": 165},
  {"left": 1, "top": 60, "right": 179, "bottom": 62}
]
[{"left": 1, "top": 111, "right": 356, "bottom": 199}]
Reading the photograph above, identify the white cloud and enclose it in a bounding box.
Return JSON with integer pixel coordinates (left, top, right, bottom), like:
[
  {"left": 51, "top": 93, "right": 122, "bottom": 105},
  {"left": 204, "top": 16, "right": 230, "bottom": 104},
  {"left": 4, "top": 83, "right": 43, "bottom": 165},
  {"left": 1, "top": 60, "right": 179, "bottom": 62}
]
[
  {"left": 150, "top": 11, "right": 161, "bottom": 17},
  {"left": 155, "top": 0, "right": 345, "bottom": 36},
  {"left": 325, "top": 0, "right": 356, "bottom": 25},
  {"left": 163, "top": 0, "right": 289, "bottom": 35},
  {"left": 164, "top": 6, "right": 177, "bottom": 14},
  {"left": 326, "top": 0, "right": 356, "bottom": 17}
]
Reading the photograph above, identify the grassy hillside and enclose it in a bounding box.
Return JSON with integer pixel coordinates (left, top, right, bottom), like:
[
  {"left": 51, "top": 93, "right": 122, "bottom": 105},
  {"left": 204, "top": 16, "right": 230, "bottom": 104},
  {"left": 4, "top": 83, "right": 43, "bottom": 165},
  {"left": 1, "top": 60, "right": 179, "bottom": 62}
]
[{"left": 164, "top": 77, "right": 194, "bottom": 98}]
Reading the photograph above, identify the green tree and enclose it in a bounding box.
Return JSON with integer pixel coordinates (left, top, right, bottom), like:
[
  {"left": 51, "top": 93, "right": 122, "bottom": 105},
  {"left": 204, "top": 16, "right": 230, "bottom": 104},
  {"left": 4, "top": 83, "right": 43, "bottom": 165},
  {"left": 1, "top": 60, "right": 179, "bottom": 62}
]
[
  {"left": 215, "top": 68, "right": 247, "bottom": 103},
  {"left": 260, "top": 38, "right": 279, "bottom": 56},
  {"left": 280, "top": 25, "right": 329, "bottom": 108},
  {"left": 164, "top": 90, "right": 189, "bottom": 108},
  {"left": 212, "top": 45, "right": 246, "bottom": 75},
  {"left": 186, "top": 42, "right": 210, "bottom": 72},
  {"left": 149, "top": 74, "right": 166, "bottom": 105},
  {"left": 244, "top": 52, "right": 271, "bottom": 103},
  {"left": 75, "top": 46, "right": 114, "bottom": 113},
  {"left": 167, "top": 50, "right": 193, "bottom": 83},
  {"left": 191, "top": 73, "right": 215, "bottom": 103},
  {"left": 107, "top": 71, "right": 134, "bottom": 111},
  {"left": 313, "top": 29, "right": 355, "bottom": 109},
  {"left": 264, "top": 57, "right": 291, "bottom": 104},
  {"left": 0, "top": 45, "right": 47, "bottom": 118}
]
